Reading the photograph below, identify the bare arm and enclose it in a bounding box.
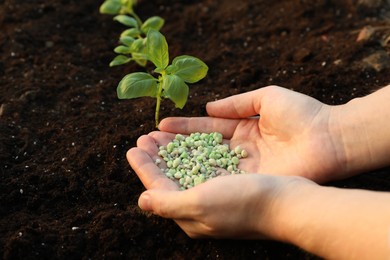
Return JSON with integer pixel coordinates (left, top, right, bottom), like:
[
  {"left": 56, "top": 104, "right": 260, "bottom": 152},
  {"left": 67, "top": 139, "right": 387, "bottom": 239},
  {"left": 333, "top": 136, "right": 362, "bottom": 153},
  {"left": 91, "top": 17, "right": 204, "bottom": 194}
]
[
  {"left": 335, "top": 85, "right": 390, "bottom": 175},
  {"left": 278, "top": 181, "right": 390, "bottom": 259}
]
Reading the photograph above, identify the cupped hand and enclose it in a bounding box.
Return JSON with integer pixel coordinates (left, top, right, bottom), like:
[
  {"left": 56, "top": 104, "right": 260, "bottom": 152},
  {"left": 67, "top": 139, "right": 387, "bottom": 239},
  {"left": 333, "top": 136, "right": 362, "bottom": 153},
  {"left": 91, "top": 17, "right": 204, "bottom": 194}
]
[
  {"left": 127, "top": 140, "right": 314, "bottom": 239},
  {"left": 158, "top": 86, "right": 347, "bottom": 183}
]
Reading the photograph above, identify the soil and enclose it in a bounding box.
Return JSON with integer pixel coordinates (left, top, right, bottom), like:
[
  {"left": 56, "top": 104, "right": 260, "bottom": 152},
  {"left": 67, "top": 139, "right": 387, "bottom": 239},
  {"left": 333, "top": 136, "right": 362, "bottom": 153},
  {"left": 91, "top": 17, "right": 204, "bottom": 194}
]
[{"left": 1, "top": 0, "right": 390, "bottom": 259}]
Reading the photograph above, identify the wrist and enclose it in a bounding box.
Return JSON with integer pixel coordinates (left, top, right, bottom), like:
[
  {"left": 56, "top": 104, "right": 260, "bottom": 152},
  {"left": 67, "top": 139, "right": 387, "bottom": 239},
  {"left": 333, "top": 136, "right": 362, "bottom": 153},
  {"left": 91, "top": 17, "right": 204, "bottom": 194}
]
[
  {"left": 270, "top": 177, "right": 390, "bottom": 259},
  {"left": 326, "top": 103, "right": 360, "bottom": 179},
  {"left": 257, "top": 176, "right": 318, "bottom": 242},
  {"left": 331, "top": 95, "right": 384, "bottom": 177}
]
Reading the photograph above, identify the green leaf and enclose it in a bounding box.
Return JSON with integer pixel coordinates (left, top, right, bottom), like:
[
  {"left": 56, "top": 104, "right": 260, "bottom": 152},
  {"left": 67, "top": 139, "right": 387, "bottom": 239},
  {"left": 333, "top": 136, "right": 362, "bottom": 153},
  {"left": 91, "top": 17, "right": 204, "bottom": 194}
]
[
  {"left": 162, "top": 74, "right": 189, "bottom": 109},
  {"left": 141, "top": 16, "right": 165, "bottom": 33},
  {"left": 114, "top": 45, "right": 132, "bottom": 54},
  {"left": 134, "top": 59, "right": 147, "bottom": 67},
  {"left": 120, "top": 36, "right": 135, "bottom": 46},
  {"left": 132, "top": 52, "right": 148, "bottom": 60},
  {"left": 147, "top": 30, "right": 169, "bottom": 69},
  {"left": 168, "top": 55, "right": 208, "bottom": 83},
  {"left": 120, "top": 28, "right": 141, "bottom": 38},
  {"left": 126, "top": 0, "right": 137, "bottom": 5},
  {"left": 109, "top": 55, "right": 131, "bottom": 67},
  {"left": 99, "top": 0, "right": 122, "bottom": 15},
  {"left": 154, "top": 67, "right": 165, "bottom": 74},
  {"left": 113, "top": 15, "right": 138, "bottom": 28},
  {"left": 121, "top": 0, "right": 137, "bottom": 11},
  {"left": 117, "top": 72, "right": 158, "bottom": 99},
  {"left": 132, "top": 52, "right": 148, "bottom": 66},
  {"left": 130, "top": 38, "right": 145, "bottom": 52}
]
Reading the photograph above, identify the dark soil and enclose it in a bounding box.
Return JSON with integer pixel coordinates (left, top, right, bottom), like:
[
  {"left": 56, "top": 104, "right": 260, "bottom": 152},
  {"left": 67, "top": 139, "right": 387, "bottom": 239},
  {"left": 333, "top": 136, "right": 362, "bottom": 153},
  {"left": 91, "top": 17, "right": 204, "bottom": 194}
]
[{"left": 1, "top": 0, "right": 390, "bottom": 259}]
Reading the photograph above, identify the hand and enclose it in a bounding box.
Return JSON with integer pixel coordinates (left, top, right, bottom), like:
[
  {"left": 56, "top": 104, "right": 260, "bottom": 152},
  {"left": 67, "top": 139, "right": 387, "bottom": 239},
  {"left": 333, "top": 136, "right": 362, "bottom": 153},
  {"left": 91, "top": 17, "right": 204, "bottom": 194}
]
[
  {"left": 127, "top": 141, "right": 314, "bottom": 239},
  {"left": 128, "top": 85, "right": 390, "bottom": 258},
  {"left": 158, "top": 86, "right": 347, "bottom": 183}
]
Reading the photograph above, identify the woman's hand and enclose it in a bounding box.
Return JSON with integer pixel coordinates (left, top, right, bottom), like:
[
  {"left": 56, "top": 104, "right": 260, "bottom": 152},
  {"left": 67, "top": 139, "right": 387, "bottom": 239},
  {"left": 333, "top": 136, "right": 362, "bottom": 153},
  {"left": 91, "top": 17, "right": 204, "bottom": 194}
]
[
  {"left": 158, "top": 86, "right": 347, "bottom": 183},
  {"left": 127, "top": 85, "right": 390, "bottom": 259},
  {"left": 127, "top": 139, "right": 314, "bottom": 239}
]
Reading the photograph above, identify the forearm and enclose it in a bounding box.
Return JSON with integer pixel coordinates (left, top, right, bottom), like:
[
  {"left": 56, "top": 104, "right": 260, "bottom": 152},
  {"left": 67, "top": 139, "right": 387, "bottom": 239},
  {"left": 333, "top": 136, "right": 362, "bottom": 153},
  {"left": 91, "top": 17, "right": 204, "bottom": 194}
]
[
  {"left": 274, "top": 183, "right": 390, "bottom": 259},
  {"left": 272, "top": 185, "right": 390, "bottom": 259},
  {"left": 332, "top": 85, "right": 390, "bottom": 177}
]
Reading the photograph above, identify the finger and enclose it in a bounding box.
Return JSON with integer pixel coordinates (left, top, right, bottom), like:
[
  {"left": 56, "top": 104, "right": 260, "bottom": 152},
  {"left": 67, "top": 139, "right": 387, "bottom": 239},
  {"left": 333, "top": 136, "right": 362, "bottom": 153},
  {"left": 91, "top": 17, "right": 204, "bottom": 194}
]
[
  {"left": 147, "top": 131, "right": 178, "bottom": 146},
  {"left": 158, "top": 117, "right": 240, "bottom": 139},
  {"left": 136, "top": 134, "right": 160, "bottom": 161},
  {"left": 206, "top": 86, "right": 280, "bottom": 118},
  {"left": 127, "top": 147, "right": 177, "bottom": 190},
  {"left": 138, "top": 189, "right": 197, "bottom": 219}
]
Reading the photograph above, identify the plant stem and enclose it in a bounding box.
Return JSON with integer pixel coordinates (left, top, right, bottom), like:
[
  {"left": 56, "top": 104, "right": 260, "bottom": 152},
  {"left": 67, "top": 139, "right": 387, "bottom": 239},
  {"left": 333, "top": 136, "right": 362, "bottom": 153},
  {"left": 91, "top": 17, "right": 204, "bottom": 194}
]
[
  {"left": 130, "top": 11, "right": 143, "bottom": 28},
  {"left": 155, "top": 75, "right": 164, "bottom": 128},
  {"left": 155, "top": 94, "right": 161, "bottom": 128},
  {"left": 123, "top": 0, "right": 143, "bottom": 27}
]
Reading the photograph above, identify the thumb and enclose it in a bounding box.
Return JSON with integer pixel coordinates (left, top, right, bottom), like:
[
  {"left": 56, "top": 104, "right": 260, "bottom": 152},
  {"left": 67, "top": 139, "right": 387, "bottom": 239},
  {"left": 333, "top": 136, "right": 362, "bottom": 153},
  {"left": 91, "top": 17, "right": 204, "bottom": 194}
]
[
  {"left": 206, "top": 88, "right": 262, "bottom": 118},
  {"left": 138, "top": 192, "right": 153, "bottom": 211},
  {"left": 138, "top": 189, "right": 192, "bottom": 219}
]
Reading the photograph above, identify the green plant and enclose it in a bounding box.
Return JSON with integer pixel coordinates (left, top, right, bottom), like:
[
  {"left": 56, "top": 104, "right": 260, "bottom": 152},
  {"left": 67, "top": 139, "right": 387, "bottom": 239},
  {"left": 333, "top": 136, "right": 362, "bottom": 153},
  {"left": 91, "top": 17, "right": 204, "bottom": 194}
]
[
  {"left": 99, "top": 0, "right": 164, "bottom": 67},
  {"left": 100, "top": 1, "right": 208, "bottom": 127},
  {"left": 117, "top": 30, "right": 208, "bottom": 127}
]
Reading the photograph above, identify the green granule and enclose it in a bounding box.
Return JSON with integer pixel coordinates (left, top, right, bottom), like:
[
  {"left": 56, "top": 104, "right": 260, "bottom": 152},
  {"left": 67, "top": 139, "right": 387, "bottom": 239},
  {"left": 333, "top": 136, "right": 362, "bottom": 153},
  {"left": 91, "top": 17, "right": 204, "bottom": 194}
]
[{"left": 156, "top": 132, "right": 247, "bottom": 190}]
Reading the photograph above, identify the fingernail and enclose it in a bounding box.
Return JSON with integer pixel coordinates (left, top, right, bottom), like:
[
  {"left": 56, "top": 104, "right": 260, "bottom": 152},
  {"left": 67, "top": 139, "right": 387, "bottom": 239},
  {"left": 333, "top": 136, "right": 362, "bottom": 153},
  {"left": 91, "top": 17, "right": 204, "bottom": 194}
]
[{"left": 138, "top": 193, "right": 151, "bottom": 210}]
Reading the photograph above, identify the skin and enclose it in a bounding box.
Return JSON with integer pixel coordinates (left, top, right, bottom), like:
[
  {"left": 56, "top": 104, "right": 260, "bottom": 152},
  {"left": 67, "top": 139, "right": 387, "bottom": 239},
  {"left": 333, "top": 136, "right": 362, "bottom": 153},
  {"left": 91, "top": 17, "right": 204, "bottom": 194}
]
[
  {"left": 157, "top": 86, "right": 344, "bottom": 183},
  {"left": 128, "top": 85, "right": 390, "bottom": 259}
]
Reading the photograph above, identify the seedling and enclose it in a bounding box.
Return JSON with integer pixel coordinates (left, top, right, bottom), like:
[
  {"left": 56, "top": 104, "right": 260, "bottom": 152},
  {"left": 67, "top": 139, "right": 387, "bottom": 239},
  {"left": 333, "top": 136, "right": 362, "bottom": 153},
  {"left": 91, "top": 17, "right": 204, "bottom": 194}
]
[
  {"left": 117, "top": 30, "right": 208, "bottom": 127},
  {"left": 100, "top": 1, "right": 208, "bottom": 127},
  {"left": 99, "top": 0, "right": 165, "bottom": 67}
]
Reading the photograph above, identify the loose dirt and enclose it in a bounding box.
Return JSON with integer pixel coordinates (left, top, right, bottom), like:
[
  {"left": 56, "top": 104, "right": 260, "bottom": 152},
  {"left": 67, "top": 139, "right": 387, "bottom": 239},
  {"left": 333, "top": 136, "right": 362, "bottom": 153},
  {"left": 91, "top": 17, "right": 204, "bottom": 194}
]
[{"left": 1, "top": 0, "right": 390, "bottom": 258}]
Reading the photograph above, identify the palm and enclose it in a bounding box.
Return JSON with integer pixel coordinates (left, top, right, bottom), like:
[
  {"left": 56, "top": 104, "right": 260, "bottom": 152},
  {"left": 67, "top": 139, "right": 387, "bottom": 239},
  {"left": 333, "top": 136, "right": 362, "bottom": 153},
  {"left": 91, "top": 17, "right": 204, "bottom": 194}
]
[
  {"left": 157, "top": 86, "right": 345, "bottom": 183},
  {"left": 230, "top": 102, "right": 336, "bottom": 182}
]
